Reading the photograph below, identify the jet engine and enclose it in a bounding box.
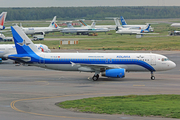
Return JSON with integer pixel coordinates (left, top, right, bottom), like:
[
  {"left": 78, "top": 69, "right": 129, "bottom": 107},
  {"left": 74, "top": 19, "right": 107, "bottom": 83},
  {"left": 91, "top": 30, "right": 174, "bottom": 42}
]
[
  {"left": 101, "top": 68, "right": 125, "bottom": 78},
  {"left": 0, "top": 25, "right": 5, "bottom": 30}
]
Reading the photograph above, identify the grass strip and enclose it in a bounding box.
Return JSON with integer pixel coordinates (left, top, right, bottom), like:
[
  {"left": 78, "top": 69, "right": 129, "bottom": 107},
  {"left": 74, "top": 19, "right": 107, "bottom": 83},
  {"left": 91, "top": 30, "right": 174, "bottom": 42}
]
[{"left": 57, "top": 94, "right": 180, "bottom": 118}]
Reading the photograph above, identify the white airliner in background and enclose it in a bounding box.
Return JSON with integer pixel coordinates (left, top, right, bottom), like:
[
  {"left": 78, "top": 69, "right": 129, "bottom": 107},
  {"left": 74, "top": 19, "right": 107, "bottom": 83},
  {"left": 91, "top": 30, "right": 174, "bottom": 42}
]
[
  {"left": 61, "top": 20, "right": 109, "bottom": 35},
  {"left": 171, "top": 23, "right": 180, "bottom": 27},
  {"left": 0, "top": 44, "right": 50, "bottom": 60},
  {"left": 120, "top": 16, "right": 154, "bottom": 32},
  {"left": 80, "top": 20, "right": 116, "bottom": 31},
  {"left": 8, "top": 26, "right": 176, "bottom": 81},
  {"left": 20, "top": 16, "right": 62, "bottom": 35},
  {"left": 115, "top": 18, "right": 158, "bottom": 35}
]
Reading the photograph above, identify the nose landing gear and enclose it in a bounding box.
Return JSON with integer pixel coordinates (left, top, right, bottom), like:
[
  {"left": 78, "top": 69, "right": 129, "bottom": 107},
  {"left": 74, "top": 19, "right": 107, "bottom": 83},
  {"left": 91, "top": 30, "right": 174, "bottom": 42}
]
[{"left": 151, "top": 72, "right": 155, "bottom": 80}]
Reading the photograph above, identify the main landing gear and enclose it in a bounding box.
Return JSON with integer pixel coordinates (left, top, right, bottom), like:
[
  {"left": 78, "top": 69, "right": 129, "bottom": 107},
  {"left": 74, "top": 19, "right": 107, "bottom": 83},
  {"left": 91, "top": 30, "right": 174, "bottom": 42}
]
[
  {"left": 92, "top": 74, "right": 99, "bottom": 81},
  {"left": 151, "top": 71, "right": 155, "bottom": 80},
  {"left": 92, "top": 71, "right": 100, "bottom": 81}
]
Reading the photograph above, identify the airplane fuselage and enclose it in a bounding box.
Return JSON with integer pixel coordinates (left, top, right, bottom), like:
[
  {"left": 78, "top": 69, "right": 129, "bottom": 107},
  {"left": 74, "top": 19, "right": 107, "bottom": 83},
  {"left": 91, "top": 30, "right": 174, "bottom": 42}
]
[
  {"left": 95, "top": 25, "right": 116, "bottom": 30},
  {"left": 22, "top": 27, "right": 60, "bottom": 35},
  {"left": 171, "top": 23, "right": 180, "bottom": 27},
  {"left": 116, "top": 28, "right": 148, "bottom": 34},
  {"left": 9, "top": 52, "right": 176, "bottom": 73},
  {"left": 122, "top": 25, "right": 154, "bottom": 32},
  {"left": 61, "top": 26, "right": 109, "bottom": 33}
]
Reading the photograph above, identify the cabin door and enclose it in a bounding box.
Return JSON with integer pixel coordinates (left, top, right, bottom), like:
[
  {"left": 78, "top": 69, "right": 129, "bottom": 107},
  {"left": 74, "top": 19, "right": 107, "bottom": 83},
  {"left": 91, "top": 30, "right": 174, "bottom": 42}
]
[{"left": 150, "top": 55, "right": 156, "bottom": 65}]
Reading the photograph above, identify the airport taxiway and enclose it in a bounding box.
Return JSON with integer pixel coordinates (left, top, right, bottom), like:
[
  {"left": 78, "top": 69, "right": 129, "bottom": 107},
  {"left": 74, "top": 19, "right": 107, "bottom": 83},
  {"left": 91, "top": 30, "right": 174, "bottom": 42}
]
[{"left": 0, "top": 50, "right": 180, "bottom": 120}]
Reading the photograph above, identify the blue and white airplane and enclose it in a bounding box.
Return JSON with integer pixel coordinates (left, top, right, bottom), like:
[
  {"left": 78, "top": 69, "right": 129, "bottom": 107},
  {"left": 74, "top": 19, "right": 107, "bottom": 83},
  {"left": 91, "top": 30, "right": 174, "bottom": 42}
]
[
  {"left": 120, "top": 16, "right": 154, "bottom": 32},
  {"left": 115, "top": 18, "right": 157, "bottom": 35},
  {"left": 8, "top": 26, "right": 176, "bottom": 81}
]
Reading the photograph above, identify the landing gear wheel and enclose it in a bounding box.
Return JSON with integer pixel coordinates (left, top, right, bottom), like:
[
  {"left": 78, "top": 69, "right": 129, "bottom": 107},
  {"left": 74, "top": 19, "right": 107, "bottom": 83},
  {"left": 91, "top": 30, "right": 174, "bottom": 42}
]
[
  {"left": 92, "top": 74, "right": 99, "bottom": 81},
  {"left": 150, "top": 71, "right": 155, "bottom": 80},
  {"left": 151, "top": 76, "right": 155, "bottom": 80}
]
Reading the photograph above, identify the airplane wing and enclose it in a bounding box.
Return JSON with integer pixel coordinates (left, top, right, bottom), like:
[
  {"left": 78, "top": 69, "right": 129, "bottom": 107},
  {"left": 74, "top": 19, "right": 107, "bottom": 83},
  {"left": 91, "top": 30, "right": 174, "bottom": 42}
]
[
  {"left": 5, "top": 27, "right": 11, "bottom": 29},
  {"left": 70, "top": 62, "right": 122, "bottom": 71},
  {"left": 8, "top": 56, "right": 31, "bottom": 62},
  {"left": 0, "top": 30, "right": 11, "bottom": 32}
]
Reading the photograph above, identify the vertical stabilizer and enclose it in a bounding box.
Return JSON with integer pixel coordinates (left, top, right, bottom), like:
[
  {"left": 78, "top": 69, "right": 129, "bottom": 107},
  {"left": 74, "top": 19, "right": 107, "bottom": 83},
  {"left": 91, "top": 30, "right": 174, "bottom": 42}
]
[
  {"left": 49, "top": 16, "right": 59, "bottom": 28},
  {"left": 65, "top": 21, "right": 74, "bottom": 28},
  {"left": 79, "top": 20, "right": 88, "bottom": 26},
  {"left": 91, "top": 20, "right": 96, "bottom": 28},
  {"left": 145, "top": 24, "right": 151, "bottom": 31},
  {"left": 0, "top": 12, "right": 7, "bottom": 30},
  {"left": 114, "top": 18, "right": 121, "bottom": 27},
  {"left": 120, "top": 16, "right": 127, "bottom": 25},
  {"left": 11, "top": 26, "right": 40, "bottom": 54}
]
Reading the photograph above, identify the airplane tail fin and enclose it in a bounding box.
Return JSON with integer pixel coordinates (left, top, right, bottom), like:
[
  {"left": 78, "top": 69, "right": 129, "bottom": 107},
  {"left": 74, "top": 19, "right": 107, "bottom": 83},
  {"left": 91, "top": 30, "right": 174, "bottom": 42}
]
[
  {"left": 11, "top": 26, "right": 41, "bottom": 54},
  {"left": 114, "top": 18, "right": 121, "bottom": 27},
  {"left": 120, "top": 16, "right": 127, "bottom": 25},
  {"left": 91, "top": 20, "right": 96, "bottom": 28},
  {"left": 0, "top": 12, "right": 7, "bottom": 30},
  {"left": 145, "top": 24, "right": 151, "bottom": 30},
  {"left": 79, "top": 20, "right": 88, "bottom": 26},
  {"left": 20, "top": 23, "right": 23, "bottom": 28},
  {"left": 65, "top": 21, "right": 74, "bottom": 28},
  {"left": 49, "top": 16, "right": 59, "bottom": 28}
]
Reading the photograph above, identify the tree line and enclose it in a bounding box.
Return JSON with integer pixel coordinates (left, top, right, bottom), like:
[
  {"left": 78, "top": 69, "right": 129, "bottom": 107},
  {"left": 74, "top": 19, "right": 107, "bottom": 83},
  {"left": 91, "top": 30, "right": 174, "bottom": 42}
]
[{"left": 1, "top": 6, "right": 180, "bottom": 21}]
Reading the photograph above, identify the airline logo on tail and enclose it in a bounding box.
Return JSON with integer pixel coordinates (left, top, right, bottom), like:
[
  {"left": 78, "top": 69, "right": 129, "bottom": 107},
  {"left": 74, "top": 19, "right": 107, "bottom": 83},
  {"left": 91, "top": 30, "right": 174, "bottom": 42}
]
[
  {"left": 17, "top": 39, "right": 31, "bottom": 46},
  {"left": 38, "top": 45, "right": 44, "bottom": 52},
  {"left": 52, "top": 22, "right": 58, "bottom": 28},
  {"left": 120, "top": 16, "right": 127, "bottom": 25},
  {"left": 0, "top": 12, "right": 7, "bottom": 30},
  {"left": 79, "top": 20, "right": 87, "bottom": 26}
]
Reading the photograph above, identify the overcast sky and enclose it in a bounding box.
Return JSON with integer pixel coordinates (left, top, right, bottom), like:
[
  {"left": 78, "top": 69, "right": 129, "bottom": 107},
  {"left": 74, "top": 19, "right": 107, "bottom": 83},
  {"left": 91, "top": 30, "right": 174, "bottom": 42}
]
[{"left": 0, "top": 0, "right": 180, "bottom": 7}]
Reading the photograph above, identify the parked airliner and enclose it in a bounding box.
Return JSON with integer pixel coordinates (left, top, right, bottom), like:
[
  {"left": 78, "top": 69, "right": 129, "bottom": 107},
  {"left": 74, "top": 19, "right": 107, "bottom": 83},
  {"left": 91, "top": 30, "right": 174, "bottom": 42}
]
[
  {"left": 8, "top": 26, "right": 176, "bottom": 81},
  {"left": 115, "top": 18, "right": 158, "bottom": 36},
  {"left": 120, "top": 16, "right": 154, "bottom": 32},
  {"left": 20, "top": 16, "right": 62, "bottom": 35},
  {"left": 0, "top": 44, "right": 50, "bottom": 60},
  {"left": 80, "top": 20, "right": 116, "bottom": 31},
  {"left": 61, "top": 20, "right": 109, "bottom": 35},
  {"left": 171, "top": 23, "right": 180, "bottom": 27}
]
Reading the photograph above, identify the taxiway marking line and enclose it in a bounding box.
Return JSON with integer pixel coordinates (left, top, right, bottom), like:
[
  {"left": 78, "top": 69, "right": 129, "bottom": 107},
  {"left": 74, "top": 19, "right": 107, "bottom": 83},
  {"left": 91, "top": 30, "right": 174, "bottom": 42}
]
[
  {"left": 11, "top": 91, "right": 179, "bottom": 119},
  {"left": 10, "top": 93, "right": 112, "bottom": 120}
]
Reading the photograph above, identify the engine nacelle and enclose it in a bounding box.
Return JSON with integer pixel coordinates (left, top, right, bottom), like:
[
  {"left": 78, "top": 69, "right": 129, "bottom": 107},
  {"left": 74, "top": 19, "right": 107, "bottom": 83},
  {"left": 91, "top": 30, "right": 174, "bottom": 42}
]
[
  {"left": 0, "top": 26, "right": 5, "bottom": 30},
  {"left": 101, "top": 68, "right": 125, "bottom": 78},
  {"left": 2, "top": 57, "right": 8, "bottom": 60}
]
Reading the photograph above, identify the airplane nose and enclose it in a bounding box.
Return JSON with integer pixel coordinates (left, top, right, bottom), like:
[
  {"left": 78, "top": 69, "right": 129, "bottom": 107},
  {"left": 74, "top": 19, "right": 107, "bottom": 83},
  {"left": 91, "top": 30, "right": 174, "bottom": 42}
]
[
  {"left": 172, "top": 61, "right": 176, "bottom": 68},
  {"left": 169, "top": 61, "right": 176, "bottom": 69}
]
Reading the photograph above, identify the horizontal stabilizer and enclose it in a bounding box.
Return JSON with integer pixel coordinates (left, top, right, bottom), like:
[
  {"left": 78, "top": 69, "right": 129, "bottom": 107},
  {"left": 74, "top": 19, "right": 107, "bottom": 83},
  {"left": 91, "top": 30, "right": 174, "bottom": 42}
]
[{"left": 9, "top": 56, "right": 31, "bottom": 62}]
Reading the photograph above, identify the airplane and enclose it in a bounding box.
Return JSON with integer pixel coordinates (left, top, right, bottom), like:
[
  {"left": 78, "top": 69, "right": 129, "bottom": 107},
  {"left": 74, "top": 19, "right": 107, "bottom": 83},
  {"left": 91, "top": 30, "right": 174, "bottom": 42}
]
[
  {"left": 120, "top": 16, "right": 154, "bottom": 32},
  {"left": 0, "top": 12, "right": 7, "bottom": 30},
  {"left": 115, "top": 18, "right": 158, "bottom": 36},
  {"left": 80, "top": 20, "right": 116, "bottom": 31},
  {"left": 8, "top": 26, "right": 176, "bottom": 81},
  {"left": 171, "top": 23, "right": 180, "bottom": 27},
  {"left": 20, "top": 16, "right": 62, "bottom": 35},
  {"left": 61, "top": 20, "right": 109, "bottom": 35},
  {"left": 0, "top": 33, "right": 13, "bottom": 41},
  {"left": 116, "top": 24, "right": 152, "bottom": 35},
  {"left": 0, "top": 44, "right": 50, "bottom": 60}
]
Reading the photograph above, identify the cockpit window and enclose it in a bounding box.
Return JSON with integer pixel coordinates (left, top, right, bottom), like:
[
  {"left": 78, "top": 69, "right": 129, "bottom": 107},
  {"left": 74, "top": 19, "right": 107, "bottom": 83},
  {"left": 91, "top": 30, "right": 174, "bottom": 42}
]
[{"left": 162, "top": 58, "right": 169, "bottom": 61}]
